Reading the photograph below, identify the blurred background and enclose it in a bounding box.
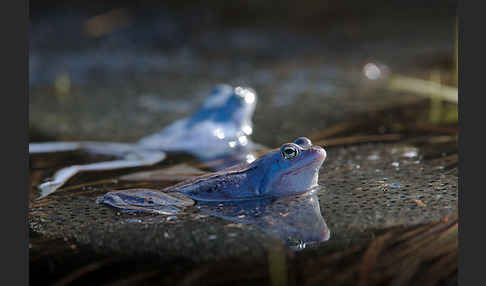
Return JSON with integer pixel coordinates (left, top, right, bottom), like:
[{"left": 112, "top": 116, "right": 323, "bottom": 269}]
[{"left": 29, "top": 0, "right": 457, "bottom": 146}]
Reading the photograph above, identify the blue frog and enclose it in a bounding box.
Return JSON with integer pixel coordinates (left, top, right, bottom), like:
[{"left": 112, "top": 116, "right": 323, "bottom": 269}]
[
  {"left": 98, "top": 137, "right": 327, "bottom": 211},
  {"left": 30, "top": 84, "right": 260, "bottom": 198}
]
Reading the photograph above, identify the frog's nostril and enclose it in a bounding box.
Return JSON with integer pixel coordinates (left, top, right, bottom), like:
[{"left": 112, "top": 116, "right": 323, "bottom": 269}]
[
  {"left": 294, "top": 137, "right": 312, "bottom": 149},
  {"left": 311, "top": 146, "right": 327, "bottom": 161}
]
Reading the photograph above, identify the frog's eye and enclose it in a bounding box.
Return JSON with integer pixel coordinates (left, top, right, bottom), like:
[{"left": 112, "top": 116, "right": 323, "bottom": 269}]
[
  {"left": 294, "top": 137, "right": 312, "bottom": 149},
  {"left": 280, "top": 144, "right": 299, "bottom": 160}
]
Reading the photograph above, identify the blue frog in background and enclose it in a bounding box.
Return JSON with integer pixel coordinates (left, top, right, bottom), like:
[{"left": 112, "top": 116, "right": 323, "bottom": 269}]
[{"left": 30, "top": 84, "right": 261, "bottom": 198}]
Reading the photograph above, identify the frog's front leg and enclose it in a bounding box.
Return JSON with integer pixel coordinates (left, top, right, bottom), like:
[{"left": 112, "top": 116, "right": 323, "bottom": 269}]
[
  {"left": 96, "top": 188, "right": 195, "bottom": 215},
  {"left": 37, "top": 150, "right": 166, "bottom": 199}
]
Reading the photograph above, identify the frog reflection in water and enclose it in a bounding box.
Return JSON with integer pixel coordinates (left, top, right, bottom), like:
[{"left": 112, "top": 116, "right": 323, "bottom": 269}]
[
  {"left": 98, "top": 137, "right": 329, "bottom": 249},
  {"left": 29, "top": 85, "right": 259, "bottom": 198},
  {"left": 198, "top": 193, "right": 330, "bottom": 250}
]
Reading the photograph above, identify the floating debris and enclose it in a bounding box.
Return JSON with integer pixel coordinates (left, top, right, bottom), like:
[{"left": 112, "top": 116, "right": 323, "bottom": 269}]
[
  {"left": 403, "top": 150, "right": 418, "bottom": 158},
  {"left": 225, "top": 223, "right": 244, "bottom": 228},
  {"left": 166, "top": 216, "right": 177, "bottom": 221},
  {"left": 414, "top": 199, "right": 426, "bottom": 207},
  {"left": 388, "top": 183, "right": 401, "bottom": 188}
]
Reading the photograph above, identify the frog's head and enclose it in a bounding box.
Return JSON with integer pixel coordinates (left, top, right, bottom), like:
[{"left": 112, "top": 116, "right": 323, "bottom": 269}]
[
  {"left": 255, "top": 137, "right": 326, "bottom": 197},
  {"left": 190, "top": 85, "right": 257, "bottom": 135}
]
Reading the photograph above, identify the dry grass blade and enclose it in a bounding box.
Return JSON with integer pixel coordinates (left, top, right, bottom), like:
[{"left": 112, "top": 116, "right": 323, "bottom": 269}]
[
  {"left": 386, "top": 75, "right": 458, "bottom": 103},
  {"left": 315, "top": 134, "right": 402, "bottom": 147},
  {"left": 308, "top": 121, "right": 360, "bottom": 141},
  {"left": 360, "top": 215, "right": 458, "bottom": 286},
  {"left": 299, "top": 213, "right": 457, "bottom": 286},
  {"left": 52, "top": 258, "right": 117, "bottom": 286}
]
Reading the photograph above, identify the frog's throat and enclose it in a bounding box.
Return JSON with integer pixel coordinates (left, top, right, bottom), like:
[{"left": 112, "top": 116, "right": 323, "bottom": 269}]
[{"left": 259, "top": 159, "right": 321, "bottom": 195}]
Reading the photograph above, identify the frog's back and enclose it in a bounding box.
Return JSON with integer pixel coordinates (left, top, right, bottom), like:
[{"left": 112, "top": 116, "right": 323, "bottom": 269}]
[{"left": 164, "top": 163, "right": 261, "bottom": 201}]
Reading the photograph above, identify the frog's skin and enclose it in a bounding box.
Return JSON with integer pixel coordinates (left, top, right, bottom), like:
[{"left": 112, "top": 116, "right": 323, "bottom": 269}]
[
  {"left": 97, "top": 137, "right": 327, "bottom": 213},
  {"left": 137, "top": 85, "right": 258, "bottom": 161},
  {"left": 30, "top": 84, "right": 259, "bottom": 199}
]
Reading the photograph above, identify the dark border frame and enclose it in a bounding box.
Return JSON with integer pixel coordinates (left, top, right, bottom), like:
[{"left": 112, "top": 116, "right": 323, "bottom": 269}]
[{"left": 2, "top": 0, "right": 29, "bottom": 285}]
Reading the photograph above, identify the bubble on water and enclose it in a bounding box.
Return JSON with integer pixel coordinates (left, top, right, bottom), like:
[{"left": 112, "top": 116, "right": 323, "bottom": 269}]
[
  {"left": 363, "top": 63, "right": 382, "bottom": 80},
  {"left": 166, "top": 216, "right": 177, "bottom": 221},
  {"left": 367, "top": 154, "right": 380, "bottom": 160},
  {"left": 208, "top": 235, "right": 218, "bottom": 240},
  {"left": 126, "top": 219, "right": 142, "bottom": 223},
  {"left": 391, "top": 162, "right": 400, "bottom": 167},
  {"left": 388, "top": 183, "right": 401, "bottom": 188},
  {"left": 403, "top": 150, "right": 418, "bottom": 158}
]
